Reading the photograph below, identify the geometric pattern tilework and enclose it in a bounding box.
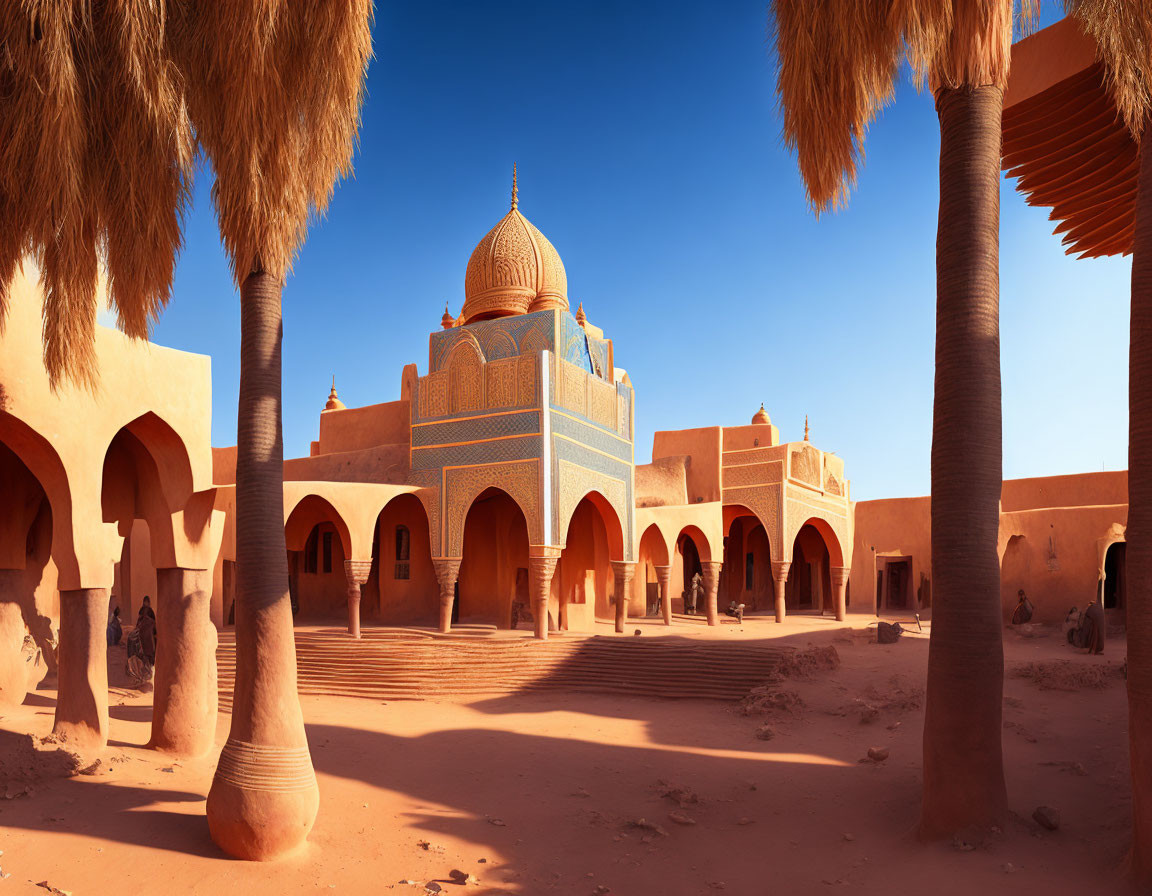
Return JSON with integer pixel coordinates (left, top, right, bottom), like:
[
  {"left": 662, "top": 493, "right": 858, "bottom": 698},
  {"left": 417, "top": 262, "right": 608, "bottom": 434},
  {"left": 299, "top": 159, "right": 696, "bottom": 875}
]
[
  {"left": 721, "top": 460, "right": 783, "bottom": 490},
  {"left": 411, "top": 410, "right": 540, "bottom": 448},
  {"left": 411, "top": 434, "right": 543, "bottom": 472},
  {"left": 790, "top": 444, "right": 822, "bottom": 488},
  {"left": 722, "top": 446, "right": 775, "bottom": 467},
  {"left": 429, "top": 310, "right": 556, "bottom": 373},
  {"left": 552, "top": 356, "right": 632, "bottom": 435},
  {"left": 444, "top": 459, "right": 542, "bottom": 556},
  {"left": 559, "top": 311, "right": 594, "bottom": 372},
  {"left": 722, "top": 483, "right": 783, "bottom": 559},
  {"left": 552, "top": 434, "right": 634, "bottom": 559},
  {"left": 415, "top": 349, "right": 538, "bottom": 423},
  {"left": 556, "top": 458, "right": 628, "bottom": 557},
  {"left": 551, "top": 411, "right": 631, "bottom": 463}
]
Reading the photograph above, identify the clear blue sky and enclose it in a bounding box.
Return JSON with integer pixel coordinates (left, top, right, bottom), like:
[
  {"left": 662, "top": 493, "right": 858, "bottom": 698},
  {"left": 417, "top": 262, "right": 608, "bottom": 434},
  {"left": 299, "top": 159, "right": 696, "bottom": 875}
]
[{"left": 139, "top": 2, "right": 1129, "bottom": 503}]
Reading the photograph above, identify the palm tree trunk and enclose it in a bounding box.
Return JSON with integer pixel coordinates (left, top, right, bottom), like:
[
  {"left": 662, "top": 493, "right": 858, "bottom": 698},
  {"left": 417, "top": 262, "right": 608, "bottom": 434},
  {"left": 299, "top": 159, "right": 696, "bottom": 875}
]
[
  {"left": 206, "top": 269, "right": 318, "bottom": 860},
  {"left": 1128, "top": 117, "right": 1152, "bottom": 886},
  {"left": 919, "top": 85, "right": 1007, "bottom": 838}
]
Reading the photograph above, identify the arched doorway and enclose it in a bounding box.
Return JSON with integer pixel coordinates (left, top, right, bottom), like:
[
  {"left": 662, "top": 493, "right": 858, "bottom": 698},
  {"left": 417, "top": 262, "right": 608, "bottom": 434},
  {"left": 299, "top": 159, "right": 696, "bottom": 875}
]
[
  {"left": 102, "top": 417, "right": 194, "bottom": 624},
  {"left": 674, "top": 527, "right": 709, "bottom": 615},
  {"left": 1103, "top": 541, "right": 1126, "bottom": 624},
  {"left": 558, "top": 493, "right": 624, "bottom": 629},
  {"left": 722, "top": 511, "right": 773, "bottom": 613},
  {"left": 458, "top": 488, "right": 529, "bottom": 628},
  {"left": 284, "top": 497, "right": 352, "bottom": 623},
  {"left": 0, "top": 439, "right": 56, "bottom": 694},
  {"left": 366, "top": 494, "right": 436, "bottom": 625},
  {"left": 637, "top": 524, "right": 671, "bottom": 619},
  {"left": 786, "top": 520, "right": 843, "bottom": 615}
]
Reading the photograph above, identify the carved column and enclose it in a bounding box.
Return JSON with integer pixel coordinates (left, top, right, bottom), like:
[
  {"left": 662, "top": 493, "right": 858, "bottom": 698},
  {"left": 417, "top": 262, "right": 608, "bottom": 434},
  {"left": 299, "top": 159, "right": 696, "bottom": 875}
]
[
  {"left": 433, "top": 559, "right": 461, "bottom": 634},
  {"left": 771, "top": 560, "right": 791, "bottom": 624},
  {"left": 344, "top": 560, "right": 371, "bottom": 640},
  {"left": 830, "top": 566, "right": 850, "bottom": 622},
  {"left": 529, "top": 557, "right": 559, "bottom": 641},
  {"left": 611, "top": 561, "right": 636, "bottom": 634},
  {"left": 654, "top": 565, "right": 673, "bottom": 626},
  {"left": 701, "top": 561, "right": 722, "bottom": 626},
  {"left": 53, "top": 587, "right": 109, "bottom": 758},
  {"left": 150, "top": 568, "right": 218, "bottom": 757}
]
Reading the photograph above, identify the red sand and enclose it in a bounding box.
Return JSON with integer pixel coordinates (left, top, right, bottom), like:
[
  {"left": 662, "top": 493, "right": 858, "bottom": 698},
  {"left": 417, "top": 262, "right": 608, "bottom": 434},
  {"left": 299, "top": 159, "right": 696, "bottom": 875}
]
[{"left": 0, "top": 617, "right": 1134, "bottom": 894}]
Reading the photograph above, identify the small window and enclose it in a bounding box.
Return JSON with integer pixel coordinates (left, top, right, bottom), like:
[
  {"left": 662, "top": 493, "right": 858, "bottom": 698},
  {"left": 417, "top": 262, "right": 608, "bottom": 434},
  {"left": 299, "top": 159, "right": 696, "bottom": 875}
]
[
  {"left": 304, "top": 529, "right": 319, "bottom": 574},
  {"left": 745, "top": 552, "right": 754, "bottom": 590},
  {"left": 322, "top": 530, "right": 333, "bottom": 574},
  {"left": 395, "top": 525, "right": 410, "bottom": 580}
]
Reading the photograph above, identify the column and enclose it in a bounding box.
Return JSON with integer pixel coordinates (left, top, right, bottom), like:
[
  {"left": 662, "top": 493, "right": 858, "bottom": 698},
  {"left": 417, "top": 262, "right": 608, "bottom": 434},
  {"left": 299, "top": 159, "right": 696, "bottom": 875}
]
[
  {"left": 771, "top": 560, "right": 791, "bottom": 624},
  {"left": 344, "top": 560, "right": 371, "bottom": 639},
  {"left": 528, "top": 556, "right": 559, "bottom": 641},
  {"left": 611, "top": 561, "right": 636, "bottom": 634},
  {"left": 150, "top": 568, "right": 218, "bottom": 757},
  {"left": 53, "top": 587, "right": 109, "bottom": 757},
  {"left": 831, "top": 566, "right": 850, "bottom": 622},
  {"left": 701, "top": 560, "right": 722, "bottom": 626},
  {"left": 654, "top": 565, "right": 673, "bottom": 626},
  {"left": 433, "top": 559, "right": 461, "bottom": 634}
]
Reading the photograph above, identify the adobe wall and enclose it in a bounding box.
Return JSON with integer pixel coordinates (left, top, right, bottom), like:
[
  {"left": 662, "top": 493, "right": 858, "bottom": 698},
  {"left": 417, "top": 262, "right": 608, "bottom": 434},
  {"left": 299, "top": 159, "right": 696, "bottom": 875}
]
[
  {"left": 1001, "top": 471, "right": 1127, "bottom": 512},
  {"left": 652, "top": 427, "right": 722, "bottom": 504},
  {"left": 317, "top": 400, "right": 410, "bottom": 455},
  {"left": 849, "top": 495, "right": 932, "bottom": 617}
]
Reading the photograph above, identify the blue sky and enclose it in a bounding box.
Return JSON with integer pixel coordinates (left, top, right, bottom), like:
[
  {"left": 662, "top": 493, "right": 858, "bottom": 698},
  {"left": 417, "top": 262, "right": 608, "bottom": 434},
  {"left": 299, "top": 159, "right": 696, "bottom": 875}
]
[{"left": 142, "top": 2, "right": 1129, "bottom": 503}]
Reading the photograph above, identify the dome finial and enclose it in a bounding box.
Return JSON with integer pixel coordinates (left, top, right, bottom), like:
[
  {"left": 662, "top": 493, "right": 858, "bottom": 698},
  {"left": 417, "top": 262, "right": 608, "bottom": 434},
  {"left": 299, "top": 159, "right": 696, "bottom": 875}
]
[
  {"left": 511, "top": 163, "right": 519, "bottom": 211},
  {"left": 325, "top": 376, "right": 345, "bottom": 411},
  {"left": 752, "top": 403, "right": 771, "bottom": 425},
  {"left": 804, "top": 415, "right": 810, "bottom": 441},
  {"left": 575, "top": 302, "right": 586, "bottom": 326}
]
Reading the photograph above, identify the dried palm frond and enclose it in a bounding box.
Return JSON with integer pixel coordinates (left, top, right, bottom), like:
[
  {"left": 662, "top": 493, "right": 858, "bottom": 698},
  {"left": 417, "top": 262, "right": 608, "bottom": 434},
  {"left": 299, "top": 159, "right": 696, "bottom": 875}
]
[
  {"left": 1065, "top": 0, "right": 1152, "bottom": 139},
  {"left": 773, "top": 1, "right": 1036, "bottom": 214},
  {"left": 773, "top": 0, "right": 901, "bottom": 215},
  {"left": 170, "top": 0, "right": 374, "bottom": 284},
  {"left": 0, "top": 0, "right": 193, "bottom": 388}
]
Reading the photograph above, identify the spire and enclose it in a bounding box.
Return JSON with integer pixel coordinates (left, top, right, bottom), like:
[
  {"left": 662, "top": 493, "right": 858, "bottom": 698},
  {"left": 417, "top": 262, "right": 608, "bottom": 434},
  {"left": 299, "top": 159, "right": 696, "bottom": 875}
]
[
  {"left": 511, "top": 163, "right": 519, "bottom": 210},
  {"left": 575, "top": 301, "right": 586, "bottom": 326},
  {"left": 803, "top": 415, "right": 810, "bottom": 441},
  {"left": 441, "top": 303, "right": 456, "bottom": 329},
  {"left": 325, "top": 376, "right": 345, "bottom": 411}
]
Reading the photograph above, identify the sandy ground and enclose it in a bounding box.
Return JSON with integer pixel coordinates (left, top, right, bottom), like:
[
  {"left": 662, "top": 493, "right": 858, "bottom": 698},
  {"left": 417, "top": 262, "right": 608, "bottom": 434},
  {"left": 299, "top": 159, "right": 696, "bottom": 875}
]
[{"left": 0, "top": 616, "right": 1135, "bottom": 895}]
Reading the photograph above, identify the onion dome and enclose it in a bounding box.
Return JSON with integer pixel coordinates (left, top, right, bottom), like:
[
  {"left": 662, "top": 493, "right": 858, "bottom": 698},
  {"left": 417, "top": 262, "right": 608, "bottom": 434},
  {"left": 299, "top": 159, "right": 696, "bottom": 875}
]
[
  {"left": 752, "top": 403, "right": 770, "bottom": 425},
  {"left": 324, "top": 377, "right": 345, "bottom": 411},
  {"left": 462, "top": 165, "right": 568, "bottom": 324},
  {"left": 441, "top": 304, "right": 456, "bottom": 329}
]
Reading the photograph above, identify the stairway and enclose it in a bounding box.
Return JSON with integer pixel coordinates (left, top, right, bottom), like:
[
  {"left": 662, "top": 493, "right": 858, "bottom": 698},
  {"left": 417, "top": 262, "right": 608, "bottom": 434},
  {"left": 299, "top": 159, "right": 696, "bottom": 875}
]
[{"left": 214, "top": 628, "right": 790, "bottom": 710}]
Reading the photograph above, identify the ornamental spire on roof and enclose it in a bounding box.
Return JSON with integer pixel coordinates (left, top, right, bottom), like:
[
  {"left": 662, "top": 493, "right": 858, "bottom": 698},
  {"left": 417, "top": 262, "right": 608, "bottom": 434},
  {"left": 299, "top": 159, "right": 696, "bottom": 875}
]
[{"left": 511, "top": 163, "right": 519, "bottom": 211}]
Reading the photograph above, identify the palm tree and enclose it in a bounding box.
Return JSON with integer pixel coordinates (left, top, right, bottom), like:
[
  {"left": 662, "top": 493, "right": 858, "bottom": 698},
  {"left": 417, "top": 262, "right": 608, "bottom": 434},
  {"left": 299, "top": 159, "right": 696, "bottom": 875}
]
[
  {"left": 1061, "top": 2, "right": 1152, "bottom": 881},
  {"left": 1, "top": 1, "right": 371, "bottom": 861},
  {"left": 772, "top": 1, "right": 1033, "bottom": 837}
]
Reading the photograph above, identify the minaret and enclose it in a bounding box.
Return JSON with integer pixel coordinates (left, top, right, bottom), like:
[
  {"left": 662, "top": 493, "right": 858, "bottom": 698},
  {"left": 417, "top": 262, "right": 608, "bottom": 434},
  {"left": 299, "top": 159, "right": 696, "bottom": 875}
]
[{"left": 803, "top": 415, "right": 810, "bottom": 441}]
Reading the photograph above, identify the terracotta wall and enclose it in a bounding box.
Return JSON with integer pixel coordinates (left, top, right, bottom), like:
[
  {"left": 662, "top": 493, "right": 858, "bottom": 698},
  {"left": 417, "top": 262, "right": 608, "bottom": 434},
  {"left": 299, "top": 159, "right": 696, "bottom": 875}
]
[
  {"left": 635, "top": 456, "right": 689, "bottom": 508},
  {"left": 212, "top": 446, "right": 237, "bottom": 486},
  {"left": 317, "top": 400, "right": 410, "bottom": 455},
  {"left": 652, "top": 427, "right": 722, "bottom": 504},
  {"left": 366, "top": 494, "right": 437, "bottom": 625},
  {"left": 283, "top": 444, "right": 409, "bottom": 484},
  {"left": 1001, "top": 471, "right": 1127, "bottom": 513},
  {"left": 458, "top": 493, "right": 529, "bottom": 628},
  {"left": 849, "top": 495, "right": 932, "bottom": 617},
  {"left": 554, "top": 499, "right": 613, "bottom": 630},
  {"left": 292, "top": 521, "right": 349, "bottom": 620}
]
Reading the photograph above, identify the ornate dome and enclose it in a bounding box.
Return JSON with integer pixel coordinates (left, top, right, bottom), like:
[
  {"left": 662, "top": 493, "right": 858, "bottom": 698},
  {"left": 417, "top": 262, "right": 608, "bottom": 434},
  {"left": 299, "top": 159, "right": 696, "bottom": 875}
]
[
  {"left": 324, "top": 377, "right": 345, "bottom": 411},
  {"left": 752, "top": 403, "right": 771, "bottom": 425},
  {"left": 462, "top": 167, "right": 568, "bottom": 324}
]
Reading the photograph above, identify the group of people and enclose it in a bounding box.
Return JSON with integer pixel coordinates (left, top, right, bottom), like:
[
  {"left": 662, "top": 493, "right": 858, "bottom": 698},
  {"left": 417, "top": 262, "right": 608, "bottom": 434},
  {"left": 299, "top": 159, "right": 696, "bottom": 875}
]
[
  {"left": 106, "top": 597, "right": 158, "bottom": 684},
  {"left": 1011, "top": 588, "right": 1106, "bottom": 655}
]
